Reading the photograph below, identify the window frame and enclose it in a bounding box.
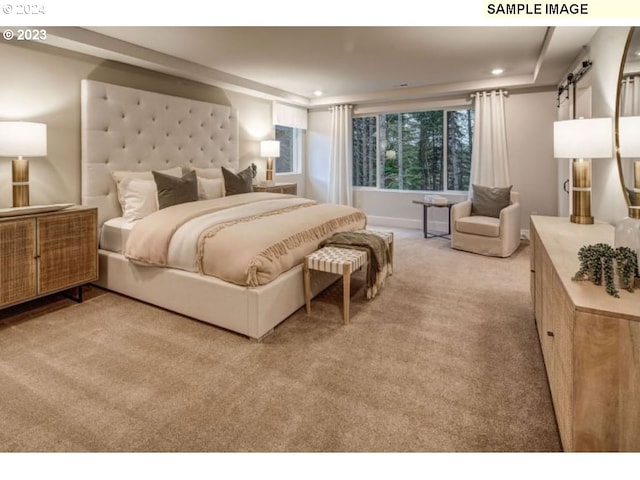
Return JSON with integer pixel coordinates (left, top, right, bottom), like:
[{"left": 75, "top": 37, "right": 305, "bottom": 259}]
[
  {"left": 352, "top": 106, "right": 474, "bottom": 194},
  {"left": 274, "top": 124, "right": 304, "bottom": 175}
]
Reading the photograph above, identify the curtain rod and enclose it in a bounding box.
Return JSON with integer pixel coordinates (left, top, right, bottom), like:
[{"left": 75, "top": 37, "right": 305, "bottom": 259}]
[
  {"left": 327, "top": 105, "right": 353, "bottom": 111},
  {"left": 469, "top": 90, "right": 509, "bottom": 98}
]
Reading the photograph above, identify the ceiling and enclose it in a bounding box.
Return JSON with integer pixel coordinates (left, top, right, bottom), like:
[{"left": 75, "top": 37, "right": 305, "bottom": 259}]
[{"left": 45, "top": 26, "right": 600, "bottom": 107}]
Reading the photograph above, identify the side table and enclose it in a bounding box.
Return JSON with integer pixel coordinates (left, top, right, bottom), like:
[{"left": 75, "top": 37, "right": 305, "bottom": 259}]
[
  {"left": 412, "top": 200, "right": 457, "bottom": 239},
  {"left": 252, "top": 182, "right": 297, "bottom": 195},
  {"left": 0, "top": 206, "right": 98, "bottom": 309}
]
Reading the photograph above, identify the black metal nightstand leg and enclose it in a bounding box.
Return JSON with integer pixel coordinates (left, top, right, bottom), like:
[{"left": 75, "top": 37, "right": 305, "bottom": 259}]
[{"left": 62, "top": 285, "right": 84, "bottom": 303}]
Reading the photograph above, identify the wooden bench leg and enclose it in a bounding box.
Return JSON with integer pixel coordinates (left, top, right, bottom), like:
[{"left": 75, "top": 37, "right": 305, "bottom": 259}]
[
  {"left": 342, "top": 262, "right": 351, "bottom": 324},
  {"left": 303, "top": 258, "right": 311, "bottom": 314},
  {"left": 389, "top": 237, "right": 394, "bottom": 275}
]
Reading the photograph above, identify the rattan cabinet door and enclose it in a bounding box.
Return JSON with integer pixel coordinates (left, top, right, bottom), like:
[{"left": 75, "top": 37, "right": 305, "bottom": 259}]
[
  {"left": 37, "top": 209, "right": 98, "bottom": 295},
  {"left": 279, "top": 184, "right": 297, "bottom": 195},
  {"left": 0, "top": 218, "right": 37, "bottom": 307}
]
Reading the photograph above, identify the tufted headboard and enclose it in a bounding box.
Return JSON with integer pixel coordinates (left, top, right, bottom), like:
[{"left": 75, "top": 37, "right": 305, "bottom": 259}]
[{"left": 81, "top": 79, "right": 239, "bottom": 229}]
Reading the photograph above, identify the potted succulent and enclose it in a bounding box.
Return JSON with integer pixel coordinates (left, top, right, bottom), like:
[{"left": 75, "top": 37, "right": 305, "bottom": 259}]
[{"left": 572, "top": 243, "right": 638, "bottom": 297}]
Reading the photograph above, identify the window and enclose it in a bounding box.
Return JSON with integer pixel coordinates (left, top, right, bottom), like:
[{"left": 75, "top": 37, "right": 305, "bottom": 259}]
[
  {"left": 275, "top": 125, "right": 303, "bottom": 174},
  {"left": 352, "top": 108, "right": 474, "bottom": 192},
  {"left": 272, "top": 102, "right": 307, "bottom": 175}
]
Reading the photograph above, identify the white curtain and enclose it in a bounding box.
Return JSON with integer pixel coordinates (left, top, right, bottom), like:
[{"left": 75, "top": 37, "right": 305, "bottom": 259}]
[
  {"left": 328, "top": 104, "right": 353, "bottom": 205},
  {"left": 620, "top": 75, "right": 640, "bottom": 116},
  {"left": 469, "top": 90, "right": 511, "bottom": 191}
]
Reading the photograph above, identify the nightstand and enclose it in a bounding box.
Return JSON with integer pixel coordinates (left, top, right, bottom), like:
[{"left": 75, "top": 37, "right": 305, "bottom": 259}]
[
  {"left": 253, "top": 182, "right": 297, "bottom": 195},
  {"left": 0, "top": 206, "right": 98, "bottom": 309}
]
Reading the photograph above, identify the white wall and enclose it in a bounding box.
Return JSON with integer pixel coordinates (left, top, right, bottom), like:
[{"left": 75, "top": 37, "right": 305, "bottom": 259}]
[
  {"left": 0, "top": 42, "right": 299, "bottom": 208},
  {"left": 225, "top": 91, "right": 305, "bottom": 196},
  {"left": 308, "top": 89, "right": 558, "bottom": 234},
  {"left": 3, "top": 28, "right": 629, "bottom": 227},
  {"left": 505, "top": 90, "right": 559, "bottom": 226},
  {"left": 306, "top": 27, "right": 632, "bottom": 232},
  {"left": 306, "top": 110, "right": 331, "bottom": 203}
]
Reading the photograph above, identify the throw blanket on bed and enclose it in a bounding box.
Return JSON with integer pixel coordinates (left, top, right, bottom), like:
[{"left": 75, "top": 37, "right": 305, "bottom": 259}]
[
  {"left": 319, "top": 231, "right": 390, "bottom": 300},
  {"left": 124, "top": 193, "right": 367, "bottom": 286}
]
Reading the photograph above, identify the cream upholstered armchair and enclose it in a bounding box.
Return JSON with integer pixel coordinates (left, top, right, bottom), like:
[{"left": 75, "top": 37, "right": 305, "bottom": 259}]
[{"left": 451, "top": 187, "right": 521, "bottom": 258}]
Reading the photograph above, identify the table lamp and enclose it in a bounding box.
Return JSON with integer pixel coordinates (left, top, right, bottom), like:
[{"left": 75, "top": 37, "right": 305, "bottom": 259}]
[
  {"left": 553, "top": 117, "right": 612, "bottom": 224},
  {"left": 0, "top": 121, "right": 47, "bottom": 207},
  {"left": 260, "top": 140, "right": 280, "bottom": 186}
]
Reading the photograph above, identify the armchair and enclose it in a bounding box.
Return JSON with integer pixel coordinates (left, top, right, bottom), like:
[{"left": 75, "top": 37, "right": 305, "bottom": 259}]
[{"left": 451, "top": 191, "right": 521, "bottom": 257}]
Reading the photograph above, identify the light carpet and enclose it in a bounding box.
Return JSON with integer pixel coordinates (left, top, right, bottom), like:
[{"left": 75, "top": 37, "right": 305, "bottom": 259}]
[{"left": 0, "top": 228, "right": 560, "bottom": 452}]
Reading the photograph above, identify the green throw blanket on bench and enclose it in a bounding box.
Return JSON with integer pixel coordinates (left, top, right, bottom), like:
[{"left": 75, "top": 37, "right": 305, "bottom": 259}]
[{"left": 319, "top": 231, "right": 391, "bottom": 299}]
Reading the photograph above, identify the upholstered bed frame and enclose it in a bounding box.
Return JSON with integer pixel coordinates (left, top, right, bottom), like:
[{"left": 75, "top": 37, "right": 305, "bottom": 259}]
[{"left": 81, "top": 80, "right": 331, "bottom": 339}]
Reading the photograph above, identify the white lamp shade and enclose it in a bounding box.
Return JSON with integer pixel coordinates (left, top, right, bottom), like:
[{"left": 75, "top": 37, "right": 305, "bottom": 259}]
[
  {"left": 260, "top": 140, "right": 280, "bottom": 158},
  {"left": 0, "top": 121, "right": 47, "bottom": 157},
  {"left": 553, "top": 117, "right": 612, "bottom": 159},
  {"left": 618, "top": 116, "right": 640, "bottom": 157}
]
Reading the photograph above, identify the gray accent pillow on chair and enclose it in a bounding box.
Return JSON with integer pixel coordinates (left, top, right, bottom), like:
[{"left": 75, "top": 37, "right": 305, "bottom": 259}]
[
  {"left": 222, "top": 166, "right": 253, "bottom": 196},
  {"left": 471, "top": 184, "right": 512, "bottom": 218},
  {"left": 152, "top": 169, "right": 198, "bottom": 209}
]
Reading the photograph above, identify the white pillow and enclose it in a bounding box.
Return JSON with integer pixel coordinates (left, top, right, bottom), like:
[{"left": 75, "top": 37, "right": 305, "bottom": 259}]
[
  {"left": 197, "top": 176, "right": 224, "bottom": 200},
  {"left": 112, "top": 167, "right": 182, "bottom": 219},
  {"left": 111, "top": 166, "right": 182, "bottom": 185},
  {"left": 117, "top": 178, "right": 158, "bottom": 220}
]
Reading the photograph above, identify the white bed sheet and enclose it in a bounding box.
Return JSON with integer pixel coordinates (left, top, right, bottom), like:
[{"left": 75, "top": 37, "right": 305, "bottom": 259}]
[
  {"left": 100, "top": 217, "right": 136, "bottom": 253},
  {"left": 100, "top": 213, "right": 216, "bottom": 271}
]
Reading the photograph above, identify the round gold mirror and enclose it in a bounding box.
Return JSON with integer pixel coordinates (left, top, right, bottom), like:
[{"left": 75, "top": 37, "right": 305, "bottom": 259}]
[{"left": 615, "top": 26, "right": 640, "bottom": 216}]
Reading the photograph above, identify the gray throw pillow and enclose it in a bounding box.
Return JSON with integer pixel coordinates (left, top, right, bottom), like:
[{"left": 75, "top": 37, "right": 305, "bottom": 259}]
[
  {"left": 152, "top": 169, "right": 198, "bottom": 209},
  {"left": 222, "top": 166, "right": 253, "bottom": 196},
  {"left": 471, "top": 184, "right": 512, "bottom": 218}
]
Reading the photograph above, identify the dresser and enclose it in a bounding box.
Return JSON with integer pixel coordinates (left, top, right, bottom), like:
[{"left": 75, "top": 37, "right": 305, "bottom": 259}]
[
  {"left": 530, "top": 215, "right": 640, "bottom": 451},
  {"left": 252, "top": 182, "right": 297, "bottom": 195},
  {"left": 0, "top": 206, "right": 98, "bottom": 309}
]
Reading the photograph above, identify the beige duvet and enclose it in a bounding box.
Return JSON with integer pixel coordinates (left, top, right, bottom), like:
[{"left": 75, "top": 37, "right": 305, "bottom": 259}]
[{"left": 124, "top": 192, "right": 367, "bottom": 286}]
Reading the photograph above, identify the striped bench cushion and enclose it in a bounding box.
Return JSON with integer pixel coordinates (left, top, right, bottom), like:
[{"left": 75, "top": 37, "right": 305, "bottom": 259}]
[{"left": 305, "top": 247, "right": 367, "bottom": 274}]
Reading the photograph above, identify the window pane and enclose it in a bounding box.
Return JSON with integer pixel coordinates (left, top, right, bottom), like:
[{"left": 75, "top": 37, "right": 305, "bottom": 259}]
[
  {"left": 275, "top": 125, "right": 293, "bottom": 173},
  {"left": 446, "top": 109, "right": 474, "bottom": 191},
  {"left": 351, "top": 108, "right": 473, "bottom": 192},
  {"left": 380, "top": 111, "right": 443, "bottom": 191},
  {"left": 352, "top": 117, "right": 377, "bottom": 187}
]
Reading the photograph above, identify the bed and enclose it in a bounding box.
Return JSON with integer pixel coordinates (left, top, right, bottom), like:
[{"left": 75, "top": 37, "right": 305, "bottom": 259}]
[{"left": 81, "top": 79, "right": 366, "bottom": 339}]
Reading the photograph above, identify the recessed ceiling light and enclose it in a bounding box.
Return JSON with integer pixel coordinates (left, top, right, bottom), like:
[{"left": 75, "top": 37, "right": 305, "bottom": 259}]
[
  {"left": 491, "top": 68, "right": 504, "bottom": 75},
  {"left": 314, "top": 90, "right": 323, "bottom": 97}
]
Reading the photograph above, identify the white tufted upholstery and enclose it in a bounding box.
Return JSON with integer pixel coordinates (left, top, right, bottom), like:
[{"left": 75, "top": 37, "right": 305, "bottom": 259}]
[{"left": 81, "top": 80, "right": 239, "bottom": 229}]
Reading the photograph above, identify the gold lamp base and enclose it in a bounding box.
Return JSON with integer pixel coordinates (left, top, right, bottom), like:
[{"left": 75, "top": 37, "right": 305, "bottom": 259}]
[
  {"left": 266, "top": 157, "right": 274, "bottom": 182},
  {"left": 571, "top": 188, "right": 593, "bottom": 224},
  {"left": 12, "top": 156, "right": 30, "bottom": 207},
  {"left": 570, "top": 159, "right": 593, "bottom": 225},
  {"left": 570, "top": 214, "right": 594, "bottom": 224}
]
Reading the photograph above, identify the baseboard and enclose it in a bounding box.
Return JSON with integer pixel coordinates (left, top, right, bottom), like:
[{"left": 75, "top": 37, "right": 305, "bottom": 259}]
[
  {"left": 367, "top": 215, "right": 529, "bottom": 243},
  {"left": 366, "top": 215, "right": 423, "bottom": 230}
]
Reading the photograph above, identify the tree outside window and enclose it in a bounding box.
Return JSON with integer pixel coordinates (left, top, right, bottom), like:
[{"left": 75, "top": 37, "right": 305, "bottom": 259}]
[{"left": 353, "top": 109, "right": 473, "bottom": 192}]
